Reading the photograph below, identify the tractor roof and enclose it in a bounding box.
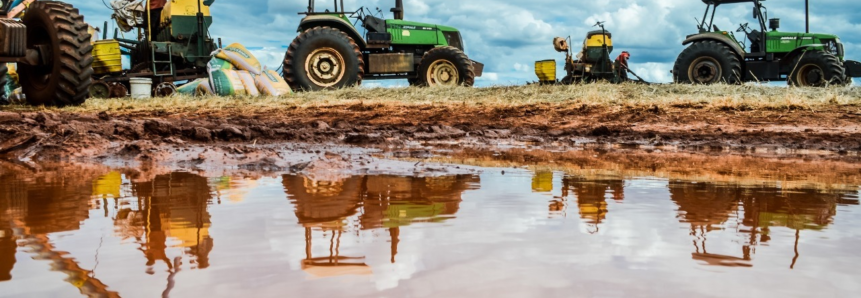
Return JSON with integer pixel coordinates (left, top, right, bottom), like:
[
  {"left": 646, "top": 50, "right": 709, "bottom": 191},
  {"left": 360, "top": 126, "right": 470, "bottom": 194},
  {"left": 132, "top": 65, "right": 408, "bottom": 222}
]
[{"left": 702, "top": 0, "right": 762, "bottom": 5}]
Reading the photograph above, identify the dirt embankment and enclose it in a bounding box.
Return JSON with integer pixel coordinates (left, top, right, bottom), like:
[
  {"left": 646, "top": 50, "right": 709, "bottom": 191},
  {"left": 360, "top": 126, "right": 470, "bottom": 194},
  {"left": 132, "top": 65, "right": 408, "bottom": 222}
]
[{"left": 1, "top": 100, "right": 861, "bottom": 161}]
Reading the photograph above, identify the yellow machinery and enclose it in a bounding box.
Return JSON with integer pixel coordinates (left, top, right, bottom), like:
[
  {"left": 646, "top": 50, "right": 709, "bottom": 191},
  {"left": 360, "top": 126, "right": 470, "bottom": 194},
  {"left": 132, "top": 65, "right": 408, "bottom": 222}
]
[
  {"left": 93, "top": 40, "right": 122, "bottom": 75},
  {"left": 90, "top": 0, "right": 217, "bottom": 98},
  {"left": 535, "top": 22, "right": 646, "bottom": 84}
]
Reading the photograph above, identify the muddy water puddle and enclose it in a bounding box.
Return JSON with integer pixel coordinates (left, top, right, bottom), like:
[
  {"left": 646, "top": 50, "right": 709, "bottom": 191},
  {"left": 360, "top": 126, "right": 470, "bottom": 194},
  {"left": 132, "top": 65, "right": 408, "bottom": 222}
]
[{"left": 1, "top": 151, "right": 860, "bottom": 297}]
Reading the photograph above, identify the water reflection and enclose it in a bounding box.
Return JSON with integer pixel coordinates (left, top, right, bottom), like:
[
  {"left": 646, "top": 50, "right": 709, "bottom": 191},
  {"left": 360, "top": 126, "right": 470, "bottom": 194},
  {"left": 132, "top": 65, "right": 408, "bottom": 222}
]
[
  {"left": 0, "top": 166, "right": 118, "bottom": 296},
  {"left": 283, "top": 174, "right": 480, "bottom": 274},
  {"left": 545, "top": 174, "right": 626, "bottom": 232},
  {"left": 128, "top": 173, "right": 214, "bottom": 272},
  {"left": 669, "top": 181, "right": 860, "bottom": 268},
  {"left": 0, "top": 161, "right": 860, "bottom": 297}
]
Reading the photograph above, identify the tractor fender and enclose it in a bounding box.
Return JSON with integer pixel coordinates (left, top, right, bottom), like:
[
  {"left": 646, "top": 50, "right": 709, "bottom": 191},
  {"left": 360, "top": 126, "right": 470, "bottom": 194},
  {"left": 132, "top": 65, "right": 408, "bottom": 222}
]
[
  {"left": 780, "top": 44, "right": 825, "bottom": 66},
  {"left": 298, "top": 15, "right": 367, "bottom": 49},
  {"left": 682, "top": 33, "right": 745, "bottom": 59}
]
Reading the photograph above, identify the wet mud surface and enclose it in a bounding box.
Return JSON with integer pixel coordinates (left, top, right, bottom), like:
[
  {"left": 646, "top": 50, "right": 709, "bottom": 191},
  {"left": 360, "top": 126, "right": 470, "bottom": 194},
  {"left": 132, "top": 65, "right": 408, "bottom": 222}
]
[{"left": 1, "top": 103, "right": 861, "bottom": 163}]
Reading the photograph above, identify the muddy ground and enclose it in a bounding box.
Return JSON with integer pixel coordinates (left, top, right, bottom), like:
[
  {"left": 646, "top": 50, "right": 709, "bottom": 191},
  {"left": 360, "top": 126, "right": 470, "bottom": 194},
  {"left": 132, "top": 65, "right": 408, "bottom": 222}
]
[{"left": 1, "top": 102, "right": 861, "bottom": 163}]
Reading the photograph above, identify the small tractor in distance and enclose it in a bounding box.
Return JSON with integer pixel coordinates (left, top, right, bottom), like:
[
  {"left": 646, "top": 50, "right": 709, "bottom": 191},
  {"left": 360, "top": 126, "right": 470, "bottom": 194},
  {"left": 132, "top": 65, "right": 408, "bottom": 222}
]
[
  {"left": 674, "top": 0, "right": 861, "bottom": 86},
  {"left": 535, "top": 23, "right": 646, "bottom": 85},
  {"left": 284, "top": 0, "right": 483, "bottom": 91},
  {"left": 0, "top": 0, "right": 93, "bottom": 106}
]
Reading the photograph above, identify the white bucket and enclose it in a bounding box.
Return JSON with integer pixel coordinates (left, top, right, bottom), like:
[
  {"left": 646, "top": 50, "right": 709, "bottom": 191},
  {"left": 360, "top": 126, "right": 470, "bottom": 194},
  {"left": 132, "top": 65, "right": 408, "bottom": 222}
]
[{"left": 129, "top": 78, "right": 153, "bottom": 99}]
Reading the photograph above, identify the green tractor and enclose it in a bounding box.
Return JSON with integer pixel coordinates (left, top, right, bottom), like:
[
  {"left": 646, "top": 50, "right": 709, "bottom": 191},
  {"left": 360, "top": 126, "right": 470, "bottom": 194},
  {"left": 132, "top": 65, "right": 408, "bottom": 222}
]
[
  {"left": 674, "top": 0, "right": 861, "bottom": 86},
  {"left": 283, "top": 0, "right": 483, "bottom": 91}
]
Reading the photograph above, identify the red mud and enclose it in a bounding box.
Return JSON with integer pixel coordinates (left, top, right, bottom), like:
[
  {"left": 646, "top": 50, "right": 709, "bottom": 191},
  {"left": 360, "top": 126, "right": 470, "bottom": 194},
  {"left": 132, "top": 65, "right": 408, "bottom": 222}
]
[{"left": 1, "top": 103, "right": 860, "bottom": 163}]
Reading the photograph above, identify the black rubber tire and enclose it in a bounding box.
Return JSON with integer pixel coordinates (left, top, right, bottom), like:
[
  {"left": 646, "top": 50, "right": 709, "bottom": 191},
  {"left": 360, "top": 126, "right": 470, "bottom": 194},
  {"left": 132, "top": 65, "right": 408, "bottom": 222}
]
[
  {"left": 673, "top": 40, "right": 742, "bottom": 84},
  {"left": 0, "top": 64, "right": 8, "bottom": 105},
  {"left": 18, "top": 1, "right": 93, "bottom": 106},
  {"left": 283, "top": 27, "right": 364, "bottom": 91},
  {"left": 788, "top": 51, "right": 846, "bottom": 87},
  {"left": 418, "top": 46, "right": 475, "bottom": 87}
]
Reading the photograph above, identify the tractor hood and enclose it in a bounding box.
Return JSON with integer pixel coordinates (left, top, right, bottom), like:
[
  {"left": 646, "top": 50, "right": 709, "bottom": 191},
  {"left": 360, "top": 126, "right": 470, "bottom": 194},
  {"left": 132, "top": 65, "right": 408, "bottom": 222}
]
[{"left": 385, "top": 19, "right": 459, "bottom": 32}]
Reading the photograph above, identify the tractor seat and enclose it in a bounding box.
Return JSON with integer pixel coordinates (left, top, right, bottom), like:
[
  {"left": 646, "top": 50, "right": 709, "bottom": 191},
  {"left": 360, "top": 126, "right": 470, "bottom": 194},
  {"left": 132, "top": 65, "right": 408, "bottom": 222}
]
[
  {"left": 747, "top": 29, "right": 762, "bottom": 52},
  {"left": 363, "top": 16, "right": 387, "bottom": 33},
  {"left": 746, "top": 30, "right": 761, "bottom": 44},
  {"left": 586, "top": 30, "right": 612, "bottom": 39}
]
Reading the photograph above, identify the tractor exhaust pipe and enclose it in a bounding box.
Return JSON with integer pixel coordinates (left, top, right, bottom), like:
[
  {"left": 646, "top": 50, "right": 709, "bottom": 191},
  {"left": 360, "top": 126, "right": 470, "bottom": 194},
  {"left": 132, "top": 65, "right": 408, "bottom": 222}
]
[
  {"left": 392, "top": 0, "right": 404, "bottom": 20},
  {"left": 805, "top": 0, "right": 809, "bottom": 33}
]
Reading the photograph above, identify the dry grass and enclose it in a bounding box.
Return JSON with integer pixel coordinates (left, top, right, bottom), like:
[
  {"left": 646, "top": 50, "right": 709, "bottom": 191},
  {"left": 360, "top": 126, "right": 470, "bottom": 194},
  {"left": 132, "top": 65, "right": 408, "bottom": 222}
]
[{"left": 1, "top": 83, "right": 860, "bottom": 115}]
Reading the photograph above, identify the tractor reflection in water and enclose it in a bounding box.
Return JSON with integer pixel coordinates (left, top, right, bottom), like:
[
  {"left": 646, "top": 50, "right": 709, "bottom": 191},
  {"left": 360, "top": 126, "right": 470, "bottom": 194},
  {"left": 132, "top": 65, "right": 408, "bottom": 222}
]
[
  {"left": 669, "top": 181, "right": 860, "bottom": 268},
  {"left": 118, "top": 172, "right": 215, "bottom": 274},
  {"left": 540, "top": 172, "right": 625, "bottom": 233},
  {"left": 0, "top": 166, "right": 118, "bottom": 296},
  {"left": 282, "top": 174, "right": 480, "bottom": 278}
]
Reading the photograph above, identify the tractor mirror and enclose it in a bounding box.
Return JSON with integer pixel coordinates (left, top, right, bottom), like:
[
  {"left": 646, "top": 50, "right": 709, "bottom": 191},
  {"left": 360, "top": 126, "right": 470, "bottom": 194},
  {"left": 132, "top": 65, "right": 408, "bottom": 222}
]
[{"left": 753, "top": 7, "right": 757, "bottom": 19}]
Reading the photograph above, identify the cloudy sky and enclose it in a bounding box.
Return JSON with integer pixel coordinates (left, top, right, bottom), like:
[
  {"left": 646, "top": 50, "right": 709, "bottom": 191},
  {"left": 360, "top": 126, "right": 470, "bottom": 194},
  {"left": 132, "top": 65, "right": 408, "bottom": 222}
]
[{"left": 75, "top": 0, "right": 861, "bottom": 86}]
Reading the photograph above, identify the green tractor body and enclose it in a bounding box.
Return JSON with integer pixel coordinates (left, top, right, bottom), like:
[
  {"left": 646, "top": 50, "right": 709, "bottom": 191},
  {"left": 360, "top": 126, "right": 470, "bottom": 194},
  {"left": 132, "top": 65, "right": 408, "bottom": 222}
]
[
  {"left": 674, "top": 0, "right": 861, "bottom": 86},
  {"left": 284, "top": 0, "right": 483, "bottom": 91}
]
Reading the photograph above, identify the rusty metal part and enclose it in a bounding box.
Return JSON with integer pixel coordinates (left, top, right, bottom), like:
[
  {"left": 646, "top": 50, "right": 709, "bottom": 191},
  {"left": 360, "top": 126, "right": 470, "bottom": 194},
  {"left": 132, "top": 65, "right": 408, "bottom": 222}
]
[
  {"left": 368, "top": 53, "right": 413, "bottom": 74},
  {"left": 154, "top": 82, "right": 177, "bottom": 97},
  {"left": 90, "top": 81, "right": 110, "bottom": 98},
  {"left": 109, "top": 82, "right": 128, "bottom": 98},
  {"left": 553, "top": 37, "right": 569, "bottom": 52}
]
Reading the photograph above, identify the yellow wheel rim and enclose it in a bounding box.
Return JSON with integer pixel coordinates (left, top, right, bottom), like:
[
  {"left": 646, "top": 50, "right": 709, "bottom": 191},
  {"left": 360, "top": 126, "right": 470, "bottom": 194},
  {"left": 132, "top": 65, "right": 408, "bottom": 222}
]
[
  {"left": 426, "top": 60, "right": 459, "bottom": 86},
  {"left": 795, "top": 63, "right": 825, "bottom": 86},
  {"left": 305, "top": 47, "right": 346, "bottom": 88}
]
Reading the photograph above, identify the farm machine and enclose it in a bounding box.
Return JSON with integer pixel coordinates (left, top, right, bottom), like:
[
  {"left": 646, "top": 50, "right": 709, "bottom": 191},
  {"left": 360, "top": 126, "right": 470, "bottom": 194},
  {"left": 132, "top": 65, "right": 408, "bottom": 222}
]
[
  {"left": 284, "top": 0, "right": 484, "bottom": 91},
  {"left": 0, "top": 0, "right": 93, "bottom": 106},
  {"left": 674, "top": 0, "right": 861, "bottom": 86},
  {"left": 92, "top": 0, "right": 217, "bottom": 97},
  {"left": 535, "top": 22, "right": 646, "bottom": 85}
]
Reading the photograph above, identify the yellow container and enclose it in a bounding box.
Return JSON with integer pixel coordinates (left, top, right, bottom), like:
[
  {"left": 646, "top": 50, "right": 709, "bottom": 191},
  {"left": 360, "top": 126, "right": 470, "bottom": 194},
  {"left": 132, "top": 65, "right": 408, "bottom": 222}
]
[
  {"left": 585, "top": 33, "right": 613, "bottom": 48},
  {"left": 535, "top": 60, "right": 556, "bottom": 82},
  {"left": 92, "top": 40, "right": 122, "bottom": 75}
]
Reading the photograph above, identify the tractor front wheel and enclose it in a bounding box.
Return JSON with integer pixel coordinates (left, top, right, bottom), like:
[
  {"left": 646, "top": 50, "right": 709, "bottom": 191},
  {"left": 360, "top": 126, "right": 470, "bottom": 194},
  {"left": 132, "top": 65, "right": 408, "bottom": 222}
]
[
  {"left": 18, "top": 1, "right": 93, "bottom": 106},
  {"left": 673, "top": 40, "right": 741, "bottom": 85},
  {"left": 788, "top": 51, "right": 845, "bottom": 87},
  {"left": 283, "top": 27, "right": 364, "bottom": 91},
  {"left": 418, "top": 46, "right": 475, "bottom": 87}
]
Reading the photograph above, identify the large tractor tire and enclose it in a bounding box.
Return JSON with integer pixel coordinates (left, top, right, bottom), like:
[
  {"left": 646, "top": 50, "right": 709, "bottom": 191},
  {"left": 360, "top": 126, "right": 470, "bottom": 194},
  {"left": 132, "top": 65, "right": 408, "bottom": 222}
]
[
  {"left": 18, "top": 1, "right": 93, "bottom": 106},
  {"left": 0, "top": 64, "right": 7, "bottom": 105},
  {"left": 417, "top": 46, "right": 475, "bottom": 87},
  {"left": 283, "top": 27, "right": 364, "bottom": 91},
  {"left": 788, "top": 51, "right": 846, "bottom": 87},
  {"left": 673, "top": 40, "right": 742, "bottom": 85}
]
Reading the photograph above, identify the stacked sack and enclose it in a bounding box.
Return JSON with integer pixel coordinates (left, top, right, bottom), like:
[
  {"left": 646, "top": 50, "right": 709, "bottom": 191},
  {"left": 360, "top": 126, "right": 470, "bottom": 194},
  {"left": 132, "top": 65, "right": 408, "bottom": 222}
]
[{"left": 176, "top": 43, "right": 293, "bottom": 97}]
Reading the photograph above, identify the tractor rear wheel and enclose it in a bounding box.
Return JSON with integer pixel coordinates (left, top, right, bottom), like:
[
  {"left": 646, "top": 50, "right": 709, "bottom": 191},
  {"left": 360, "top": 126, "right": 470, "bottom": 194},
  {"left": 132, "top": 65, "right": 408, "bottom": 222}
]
[
  {"left": 0, "top": 64, "right": 8, "bottom": 105},
  {"left": 673, "top": 40, "right": 741, "bottom": 84},
  {"left": 418, "top": 46, "right": 475, "bottom": 87},
  {"left": 788, "top": 51, "right": 845, "bottom": 87},
  {"left": 18, "top": 1, "right": 93, "bottom": 106},
  {"left": 283, "top": 27, "right": 364, "bottom": 91}
]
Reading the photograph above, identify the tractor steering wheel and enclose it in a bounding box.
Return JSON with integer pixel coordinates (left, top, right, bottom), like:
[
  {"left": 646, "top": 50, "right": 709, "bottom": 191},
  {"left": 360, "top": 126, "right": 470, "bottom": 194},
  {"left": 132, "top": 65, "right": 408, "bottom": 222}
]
[{"left": 737, "top": 23, "right": 751, "bottom": 34}]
